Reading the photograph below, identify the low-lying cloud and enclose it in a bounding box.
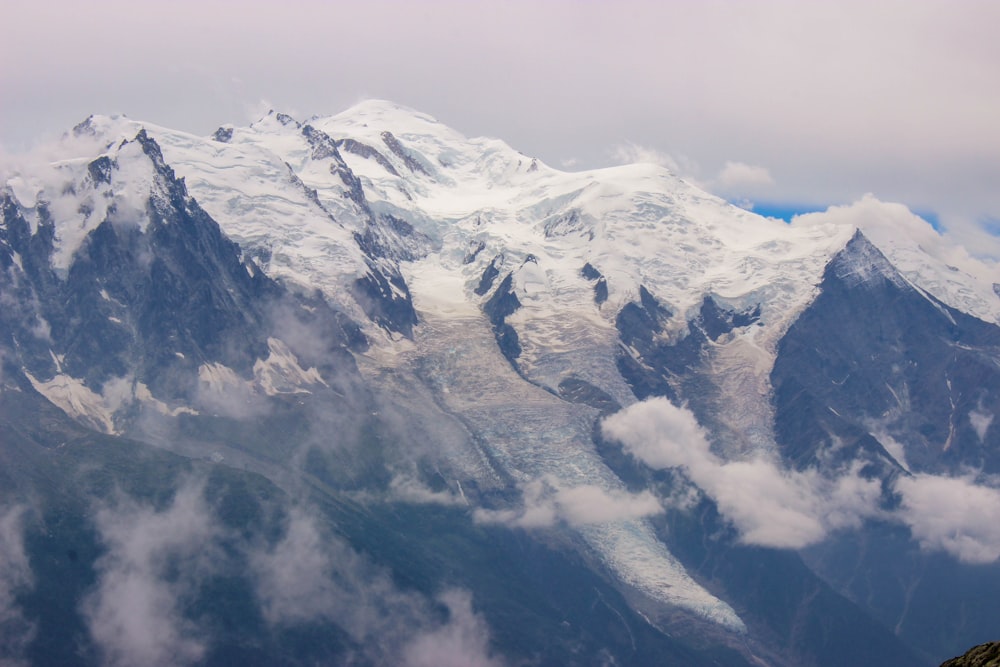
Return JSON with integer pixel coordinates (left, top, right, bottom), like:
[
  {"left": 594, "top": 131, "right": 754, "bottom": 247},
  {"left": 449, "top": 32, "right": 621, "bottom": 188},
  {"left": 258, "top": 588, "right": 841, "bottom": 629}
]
[
  {"left": 78, "top": 482, "right": 508, "bottom": 666},
  {"left": 251, "top": 507, "right": 507, "bottom": 666},
  {"left": 602, "top": 397, "right": 1000, "bottom": 563},
  {"left": 81, "top": 482, "right": 220, "bottom": 667},
  {"left": 401, "top": 589, "right": 505, "bottom": 667},
  {"left": 713, "top": 161, "right": 776, "bottom": 206},
  {"left": 473, "top": 475, "right": 663, "bottom": 529},
  {"left": 0, "top": 504, "right": 34, "bottom": 667},
  {"left": 601, "top": 398, "right": 883, "bottom": 549},
  {"left": 895, "top": 474, "right": 1000, "bottom": 564}
]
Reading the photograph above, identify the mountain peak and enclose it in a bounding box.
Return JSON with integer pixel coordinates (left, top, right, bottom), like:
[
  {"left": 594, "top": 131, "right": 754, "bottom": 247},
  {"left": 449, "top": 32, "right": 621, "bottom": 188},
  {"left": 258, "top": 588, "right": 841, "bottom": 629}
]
[
  {"left": 333, "top": 98, "right": 442, "bottom": 126},
  {"left": 829, "top": 229, "right": 908, "bottom": 289}
]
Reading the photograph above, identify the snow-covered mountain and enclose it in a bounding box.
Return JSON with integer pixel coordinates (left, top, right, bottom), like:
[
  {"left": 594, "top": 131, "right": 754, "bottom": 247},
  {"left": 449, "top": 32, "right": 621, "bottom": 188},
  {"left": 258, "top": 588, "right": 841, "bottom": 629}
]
[{"left": 2, "top": 100, "right": 999, "bottom": 666}]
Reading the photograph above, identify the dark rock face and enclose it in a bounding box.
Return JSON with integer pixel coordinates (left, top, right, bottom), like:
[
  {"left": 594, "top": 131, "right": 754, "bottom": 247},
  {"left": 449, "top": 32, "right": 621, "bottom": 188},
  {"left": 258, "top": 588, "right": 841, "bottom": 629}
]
[
  {"left": 464, "top": 239, "right": 486, "bottom": 265},
  {"left": 301, "top": 124, "right": 341, "bottom": 161},
  {"left": 87, "top": 156, "right": 113, "bottom": 185},
  {"left": 557, "top": 376, "right": 621, "bottom": 414},
  {"left": 581, "top": 263, "right": 609, "bottom": 304},
  {"left": 337, "top": 137, "right": 399, "bottom": 176},
  {"left": 354, "top": 214, "right": 432, "bottom": 264},
  {"left": 0, "top": 131, "right": 365, "bottom": 410},
  {"left": 581, "top": 262, "right": 602, "bottom": 281},
  {"left": 380, "top": 131, "right": 429, "bottom": 175},
  {"left": 772, "top": 231, "right": 1000, "bottom": 475},
  {"left": 212, "top": 126, "right": 233, "bottom": 143},
  {"left": 350, "top": 266, "right": 418, "bottom": 339},
  {"left": 614, "top": 285, "right": 677, "bottom": 399},
  {"left": 297, "top": 124, "right": 368, "bottom": 209},
  {"left": 273, "top": 111, "right": 299, "bottom": 127},
  {"left": 615, "top": 285, "right": 762, "bottom": 402},
  {"left": 940, "top": 641, "right": 1000, "bottom": 667},
  {"left": 698, "top": 297, "right": 760, "bottom": 341},
  {"left": 475, "top": 254, "right": 503, "bottom": 296},
  {"left": 483, "top": 273, "right": 522, "bottom": 364}
]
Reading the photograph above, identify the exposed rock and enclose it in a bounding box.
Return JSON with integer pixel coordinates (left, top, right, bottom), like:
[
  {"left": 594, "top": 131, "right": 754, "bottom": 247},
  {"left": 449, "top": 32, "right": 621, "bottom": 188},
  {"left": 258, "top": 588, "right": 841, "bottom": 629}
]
[{"left": 941, "top": 642, "right": 1000, "bottom": 667}]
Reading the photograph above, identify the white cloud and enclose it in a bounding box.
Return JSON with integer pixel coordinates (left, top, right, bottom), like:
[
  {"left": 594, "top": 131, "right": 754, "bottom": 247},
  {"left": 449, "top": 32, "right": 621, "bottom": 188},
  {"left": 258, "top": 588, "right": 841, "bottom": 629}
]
[
  {"left": 0, "top": 504, "right": 35, "bottom": 667},
  {"left": 251, "top": 507, "right": 507, "bottom": 666},
  {"left": 250, "top": 508, "right": 348, "bottom": 627},
  {"left": 970, "top": 408, "right": 994, "bottom": 443},
  {"left": 610, "top": 142, "right": 693, "bottom": 176},
  {"left": 388, "top": 475, "right": 466, "bottom": 507},
  {"left": 81, "top": 482, "right": 219, "bottom": 667},
  {"left": 894, "top": 474, "right": 1000, "bottom": 564},
  {"left": 602, "top": 398, "right": 1000, "bottom": 563},
  {"left": 601, "top": 398, "right": 883, "bottom": 549},
  {"left": 472, "top": 476, "right": 663, "bottom": 529},
  {"left": 715, "top": 161, "right": 774, "bottom": 193},
  {"left": 402, "top": 589, "right": 506, "bottom": 667}
]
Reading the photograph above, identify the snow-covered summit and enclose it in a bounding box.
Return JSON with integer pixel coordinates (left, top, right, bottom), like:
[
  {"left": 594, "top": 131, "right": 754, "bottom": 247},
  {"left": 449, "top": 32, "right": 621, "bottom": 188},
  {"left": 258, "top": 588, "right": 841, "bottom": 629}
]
[{"left": 7, "top": 101, "right": 996, "bottom": 335}]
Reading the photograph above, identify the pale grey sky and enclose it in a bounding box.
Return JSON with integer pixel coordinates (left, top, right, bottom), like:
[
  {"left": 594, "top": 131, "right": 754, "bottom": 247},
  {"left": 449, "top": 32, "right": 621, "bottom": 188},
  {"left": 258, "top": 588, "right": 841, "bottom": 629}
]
[{"left": 3, "top": 0, "right": 998, "bottom": 250}]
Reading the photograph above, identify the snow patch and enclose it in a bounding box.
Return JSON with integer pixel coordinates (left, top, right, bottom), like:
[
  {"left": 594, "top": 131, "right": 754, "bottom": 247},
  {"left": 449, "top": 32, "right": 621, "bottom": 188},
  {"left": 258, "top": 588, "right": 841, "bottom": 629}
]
[
  {"left": 253, "top": 338, "right": 326, "bottom": 396},
  {"left": 135, "top": 382, "right": 198, "bottom": 417},
  {"left": 25, "top": 371, "right": 117, "bottom": 434}
]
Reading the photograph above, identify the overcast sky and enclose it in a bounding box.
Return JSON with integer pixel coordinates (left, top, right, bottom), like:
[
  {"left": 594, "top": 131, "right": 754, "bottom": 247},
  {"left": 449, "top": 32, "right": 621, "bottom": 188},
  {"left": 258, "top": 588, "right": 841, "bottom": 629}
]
[{"left": 3, "top": 0, "right": 998, "bottom": 249}]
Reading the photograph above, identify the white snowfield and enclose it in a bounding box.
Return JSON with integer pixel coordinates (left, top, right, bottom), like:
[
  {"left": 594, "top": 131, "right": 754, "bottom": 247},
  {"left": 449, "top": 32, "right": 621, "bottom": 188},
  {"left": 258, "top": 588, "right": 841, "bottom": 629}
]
[{"left": 3, "top": 100, "right": 998, "bottom": 631}]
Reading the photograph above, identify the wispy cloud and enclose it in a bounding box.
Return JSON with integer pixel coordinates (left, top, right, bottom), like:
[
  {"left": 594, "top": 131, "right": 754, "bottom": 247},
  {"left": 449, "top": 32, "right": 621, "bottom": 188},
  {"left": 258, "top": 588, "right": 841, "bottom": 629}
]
[
  {"left": 251, "top": 507, "right": 507, "bottom": 666},
  {"left": 715, "top": 161, "right": 774, "bottom": 191},
  {"left": 473, "top": 475, "right": 663, "bottom": 529},
  {"left": 610, "top": 142, "right": 697, "bottom": 177},
  {"left": 81, "top": 481, "right": 220, "bottom": 667},
  {"left": 401, "top": 589, "right": 506, "bottom": 667},
  {"left": 0, "top": 504, "right": 35, "bottom": 667},
  {"left": 387, "top": 475, "right": 466, "bottom": 506}
]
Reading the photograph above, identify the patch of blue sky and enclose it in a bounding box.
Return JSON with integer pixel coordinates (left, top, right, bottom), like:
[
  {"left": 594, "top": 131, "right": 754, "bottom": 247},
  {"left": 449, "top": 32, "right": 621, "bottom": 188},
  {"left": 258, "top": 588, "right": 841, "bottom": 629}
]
[
  {"left": 743, "top": 202, "right": 828, "bottom": 222},
  {"left": 749, "top": 200, "right": 943, "bottom": 232}
]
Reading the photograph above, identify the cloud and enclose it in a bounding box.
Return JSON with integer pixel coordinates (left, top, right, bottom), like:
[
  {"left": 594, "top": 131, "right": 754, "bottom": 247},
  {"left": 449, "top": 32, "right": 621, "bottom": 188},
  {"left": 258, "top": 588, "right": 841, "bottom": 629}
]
[
  {"left": 602, "top": 398, "right": 1000, "bottom": 563},
  {"left": 0, "top": 505, "right": 35, "bottom": 667},
  {"left": 716, "top": 161, "right": 774, "bottom": 189},
  {"left": 601, "top": 398, "right": 883, "bottom": 549},
  {"left": 473, "top": 475, "right": 663, "bottom": 529},
  {"left": 894, "top": 474, "right": 1000, "bottom": 564},
  {"left": 74, "top": 481, "right": 506, "bottom": 667},
  {"left": 969, "top": 407, "right": 994, "bottom": 443},
  {"left": 251, "top": 507, "right": 507, "bottom": 666},
  {"left": 402, "top": 589, "right": 506, "bottom": 667},
  {"left": 81, "top": 481, "right": 220, "bottom": 667},
  {"left": 387, "top": 475, "right": 466, "bottom": 507},
  {"left": 610, "top": 142, "right": 692, "bottom": 175},
  {"left": 249, "top": 508, "right": 374, "bottom": 629},
  {"left": 712, "top": 161, "right": 775, "bottom": 203}
]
